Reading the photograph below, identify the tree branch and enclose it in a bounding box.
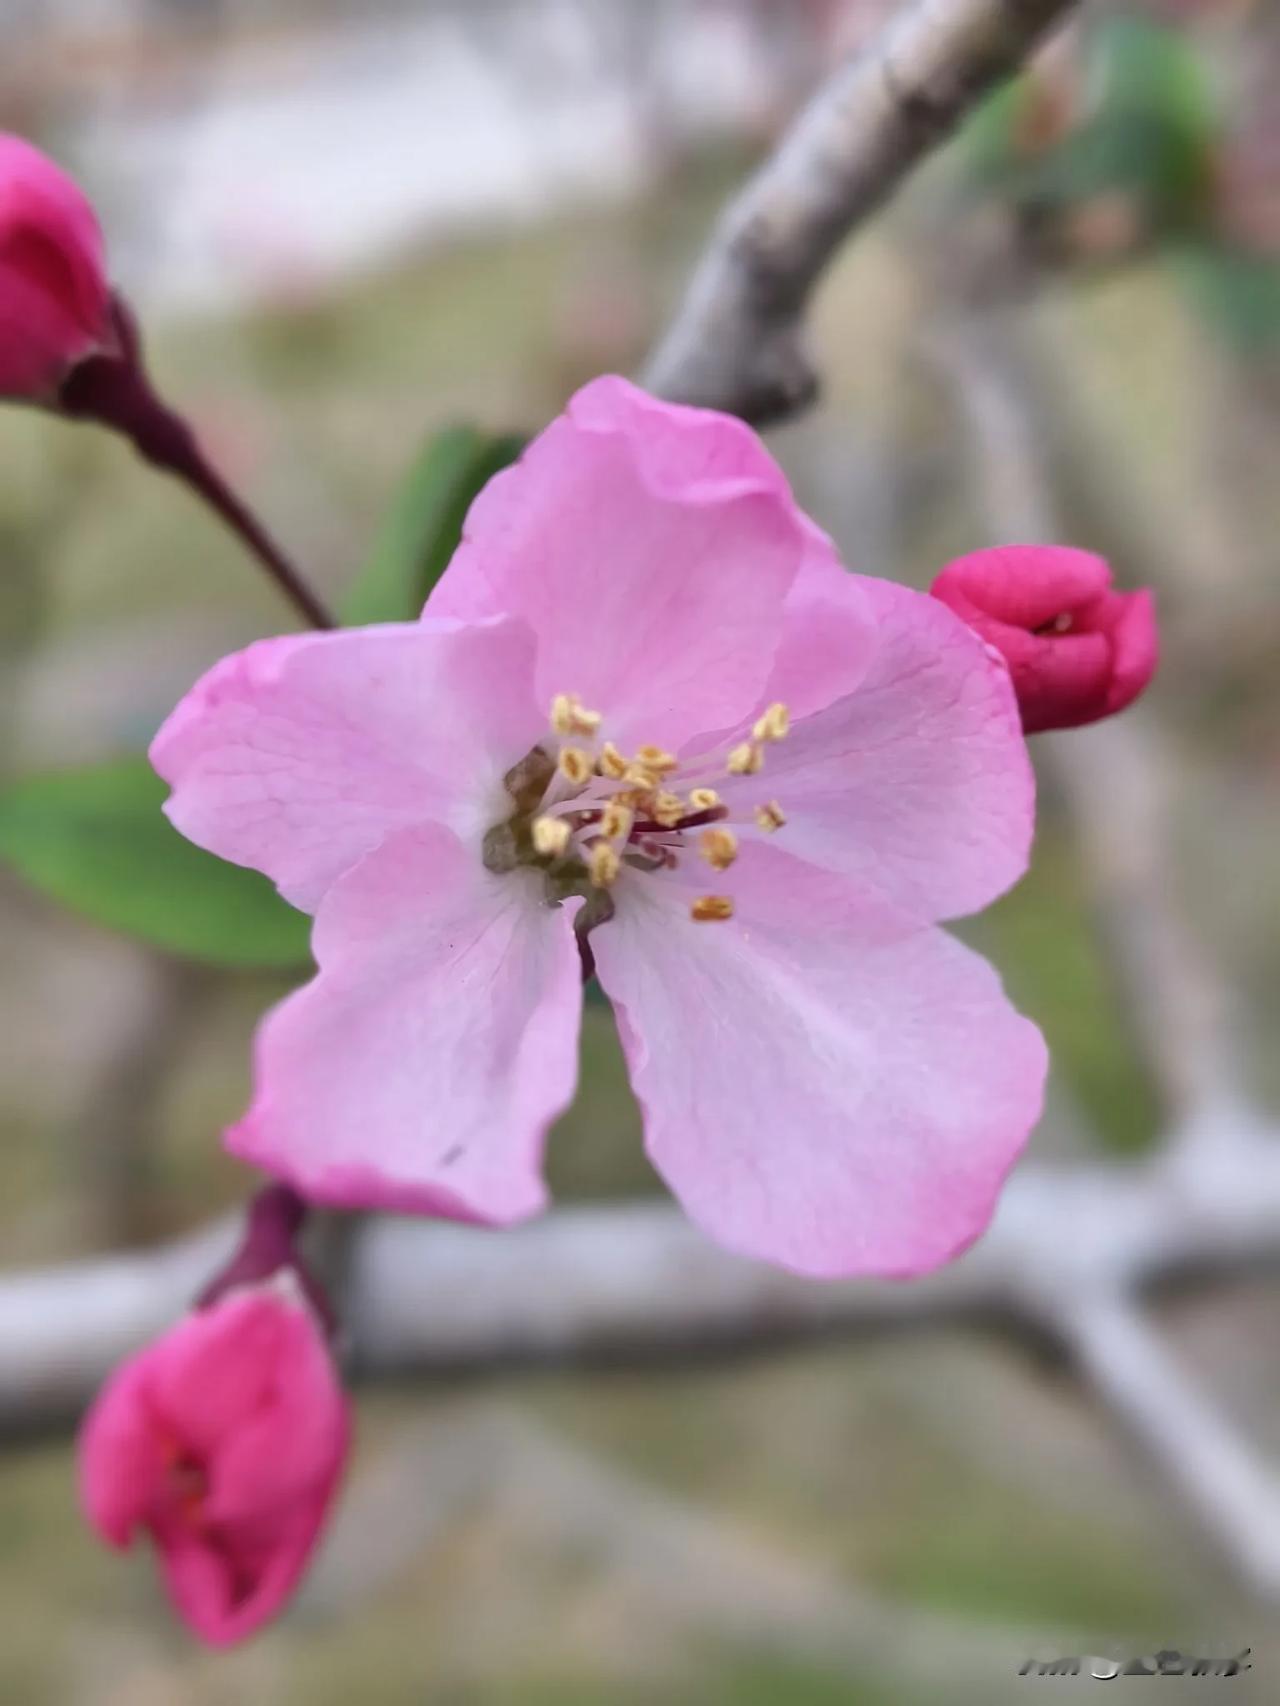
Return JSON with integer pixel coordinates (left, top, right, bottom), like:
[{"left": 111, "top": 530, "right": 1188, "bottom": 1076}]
[
  {"left": 929, "top": 308, "right": 1280, "bottom": 1599},
  {"left": 929, "top": 316, "right": 1241, "bottom": 1126},
  {"left": 641, "top": 0, "right": 1079, "bottom": 423},
  {"left": 5, "top": 1120, "right": 1280, "bottom": 1440}
]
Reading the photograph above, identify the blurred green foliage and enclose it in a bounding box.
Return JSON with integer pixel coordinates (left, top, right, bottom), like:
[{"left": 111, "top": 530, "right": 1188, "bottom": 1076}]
[
  {"left": 963, "top": 16, "right": 1218, "bottom": 233},
  {"left": 0, "top": 758, "right": 311, "bottom": 968},
  {"left": 342, "top": 424, "right": 525, "bottom": 625},
  {"left": 0, "top": 423, "right": 525, "bottom": 968}
]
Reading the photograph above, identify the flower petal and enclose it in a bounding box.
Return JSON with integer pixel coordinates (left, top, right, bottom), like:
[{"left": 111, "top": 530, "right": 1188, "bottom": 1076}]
[
  {"left": 757, "top": 532, "right": 878, "bottom": 722},
  {"left": 592, "top": 843, "right": 1045, "bottom": 1278},
  {"left": 719, "top": 576, "right": 1034, "bottom": 922},
  {"left": 0, "top": 135, "right": 112, "bottom": 397},
  {"left": 151, "top": 617, "right": 542, "bottom": 913},
  {"left": 227, "top": 823, "right": 582, "bottom": 1223},
  {"left": 78, "top": 1352, "right": 167, "bottom": 1548},
  {"left": 428, "top": 376, "right": 807, "bottom": 750}
]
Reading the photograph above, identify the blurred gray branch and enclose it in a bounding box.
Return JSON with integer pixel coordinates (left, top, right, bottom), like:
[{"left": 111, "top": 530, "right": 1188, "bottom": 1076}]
[
  {"left": 3, "top": 0, "right": 1278, "bottom": 1668},
  {"left": 932, "top": 313, "right": 1280, "bottom": 1601},
  {"left": 5, "top": 1123, "right": 1280, "bottom": 1423},
  {"left": 642, "top": 0, "right": 1079, "bottom": 421}
]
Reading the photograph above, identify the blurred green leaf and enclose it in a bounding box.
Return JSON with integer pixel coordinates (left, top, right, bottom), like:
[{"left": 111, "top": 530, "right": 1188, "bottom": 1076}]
[
  {"left": 0, "top": 758, "right": 311, "bottom": 969},
  {"left": 1090, "top": 15, "right": 1216, "bottom": 145},
  {"left": 341, "top": 424, "right": 525, "bottom": 625},
  {"left": 1181, "top": 242, "right": 1280, "bottom": 354},
  {"left": 959, "top": 15, "right": 1219, "bottom": 235}
]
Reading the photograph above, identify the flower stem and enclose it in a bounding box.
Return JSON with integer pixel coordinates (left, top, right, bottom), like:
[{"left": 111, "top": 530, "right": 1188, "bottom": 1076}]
[{"left": 60, "top": 296, "right": 335, "bottom": 632}]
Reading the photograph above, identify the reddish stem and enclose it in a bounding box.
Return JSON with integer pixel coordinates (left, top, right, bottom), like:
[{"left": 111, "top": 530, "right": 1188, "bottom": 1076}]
[{"left": 60, "top": 296, "right": 335, "bottom": 632}]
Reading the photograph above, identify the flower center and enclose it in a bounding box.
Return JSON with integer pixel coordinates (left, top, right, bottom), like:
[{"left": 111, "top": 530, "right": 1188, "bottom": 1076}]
[
  {"left": 487, "top": 692, "right": 790, "bottom": 922},
  {"left": 154, "top": 1428, "right": 211, "bottom": 1532}
]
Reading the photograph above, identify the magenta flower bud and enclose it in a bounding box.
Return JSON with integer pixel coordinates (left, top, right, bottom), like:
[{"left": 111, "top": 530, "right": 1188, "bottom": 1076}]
[
  {"left": 0, "top": 134, "right": 116, "bottom": 403},
  {"left": 930, "top": 545, "right": 1158, "bottom": 734},
  {"left": 78, "top": 1273, "right": 349, "bottom": 1646}
]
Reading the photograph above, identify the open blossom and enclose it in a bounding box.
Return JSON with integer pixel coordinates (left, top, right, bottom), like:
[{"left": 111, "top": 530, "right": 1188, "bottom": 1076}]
[
  {"left": 152, "top": 377, "right": 1046, "bottom": 1278},
  {"left": 930, "top": 544, "right": 1157, "bottom": 734},
  {"left": 79, "top": 1274, "right": 348, "bottom": 1646},
  {"left": 0, "top": 134, "right": 114, "bottom": 402}
]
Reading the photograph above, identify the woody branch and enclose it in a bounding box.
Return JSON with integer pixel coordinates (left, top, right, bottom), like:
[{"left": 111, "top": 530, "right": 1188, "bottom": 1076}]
[
  {"left": 642, "top": 0, "right": 1079, "bottom": 422},
  {"left": 13, "top": 0, "right": 1280, "bottom": 1609}
]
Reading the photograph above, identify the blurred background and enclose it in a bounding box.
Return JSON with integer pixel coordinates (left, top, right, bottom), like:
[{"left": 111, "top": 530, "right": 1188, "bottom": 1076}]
[{"left": 2, "top": 0, "right": 1279, "bottom": 1700}]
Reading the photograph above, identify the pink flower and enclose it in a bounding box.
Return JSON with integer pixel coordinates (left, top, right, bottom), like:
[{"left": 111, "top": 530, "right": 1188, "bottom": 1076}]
[
  {"left": 930, "top": 545, "right": 1158, "bottom": 734},
  {"left": 152, "top": 378, "right": 1046, "bottom": 1278},
  {"left": 0, "top": 134, "right": 115, "bottom": 402},
  {"left": 79, "top": 1276, "right": 348, "bottom": 1646}
]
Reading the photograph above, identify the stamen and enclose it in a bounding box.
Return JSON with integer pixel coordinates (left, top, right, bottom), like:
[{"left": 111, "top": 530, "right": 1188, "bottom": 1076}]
[
  {"left": 601, "top": 800, "right": 634, "bottom": 842},
  {"left": 727, "top": 741, "right": 763, "bottom": 776},
  {"left": 691, "top": 895, "right": 734, "bottom": 922},
  {"left": 754, "top": 800, "right": 787, "bottom": 832},
  {"left": 698, "top": 827, "right": 738, "bottom": 871},
  {"left": 599, "top": 742, "right": 629, "bottom": 779},
  {"left": 634, "top": 744, "right": 679, "bottom": 775},
  {"left": 651, "top": 790, "right": 686, "bottom": 827},
  {"left": 550, "top": 692, "right": 602, "bottom": 737},
  {"left": 532, "top": 815, "right": 572, "bottom": 857},
  {"left": 559, "top": 746, "right": 594, "bottom": 785},
  {"left": 588, "top": 842, "right": 621, "bottom": 889},
  {"left": 688, "top": 787, "right": 721, "bottom": 811},
  {"left": 752, "top": 701, "right": 790, "bottom": 743}
]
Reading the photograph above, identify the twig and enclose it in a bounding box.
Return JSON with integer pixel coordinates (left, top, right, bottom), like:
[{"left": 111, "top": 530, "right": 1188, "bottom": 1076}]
[
  {"left": 6, "top": 1122, "right": 1280, "bottom": 1439},
  {"left": 930, "top": 316, "right": 1238, "bottom": 1124},
  {"left": 930, "top": 308, "right": 1280, "bottom": 1596},
  {"left": 641, "top": 0, "right": 1080, "bottom": 422},
  {"left": 1059, "top": 1296, "right": 1280, "bottom": 1602}
]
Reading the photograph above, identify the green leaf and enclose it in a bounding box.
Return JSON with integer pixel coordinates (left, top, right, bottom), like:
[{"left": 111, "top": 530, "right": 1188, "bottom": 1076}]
[
  {"left": 0, "top": 758, "right": 312, "bottom": 969},
  {"left": 1180, "top": 242, "right": 1280, "bottom": 355},
  {"left": 957, "top": 17, "right": 1219, "bottom": 235},
  {"left": 341, "top": 425, "right": 525, "bottom": 625}
]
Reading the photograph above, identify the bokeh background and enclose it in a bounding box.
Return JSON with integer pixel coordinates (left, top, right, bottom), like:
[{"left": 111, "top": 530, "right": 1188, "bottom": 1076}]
[{"left": 2, "top": 1, "right": 1279, "bottom": 1701}]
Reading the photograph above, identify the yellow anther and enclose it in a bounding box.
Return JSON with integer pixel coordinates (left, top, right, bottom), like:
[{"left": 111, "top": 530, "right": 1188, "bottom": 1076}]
[
  {"left": 601, "top": 800, "right": 634, "bottom": 842},
  {"left": 752, "top": 701, "right": 790, "bottom": 743},
  {"left": 698, "top": 827, "right": 738, "bottom": 871},
  {"left": 754, "top": 800, "right": 787, "bottom": 832},
  {"left": 559, "top": 746, "right": 594, "bottom": 785},
  {"left": 727, "top": 741, "right": 763, "bottom": 776},
  {"left": 690, "top": 895, "right": 734, "bottom": 923},
  {"left": 651, "top": 790, "right": 686, "bottom": 827},
  {"left": 532, "top": 815, "right": 572, "bottom": 858},
  {"left": 550, "top": 692, "right": 602, "bottom": 737},
  {"left": 624, "top": 762, "right": 662, "bottom": 788},
  {"left": 688, "top": 788, "right": 721, "bottom": 812},
  {"left": 599, "top": 742, "right": 629, "bottom": 779},
  {"left": 588, "top": 841, "right": 621, "bottom": 889},
  {"left": 633, "top": 744, "right": 679, "bottom": 775}
]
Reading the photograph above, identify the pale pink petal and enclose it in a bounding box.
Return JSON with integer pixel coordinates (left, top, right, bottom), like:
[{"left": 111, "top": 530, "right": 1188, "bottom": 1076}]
[
  {"left": 228, "top": 823, "right": 582, "bottom": 1222},
  {"left": 151, "top": 617, "right": 541, "bottom": 912},
  {"left": 719, "top": 576, "right": 1034, "bottom": 922},
  {"left": 592, "top": 843, "right": 1045, "bottom": 1278},
  {"left": 748, "top": 532, "right": 878, "bottom": 727},
  {"left": 428, "top": 376, "right": 807, "bottom": 750}
]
